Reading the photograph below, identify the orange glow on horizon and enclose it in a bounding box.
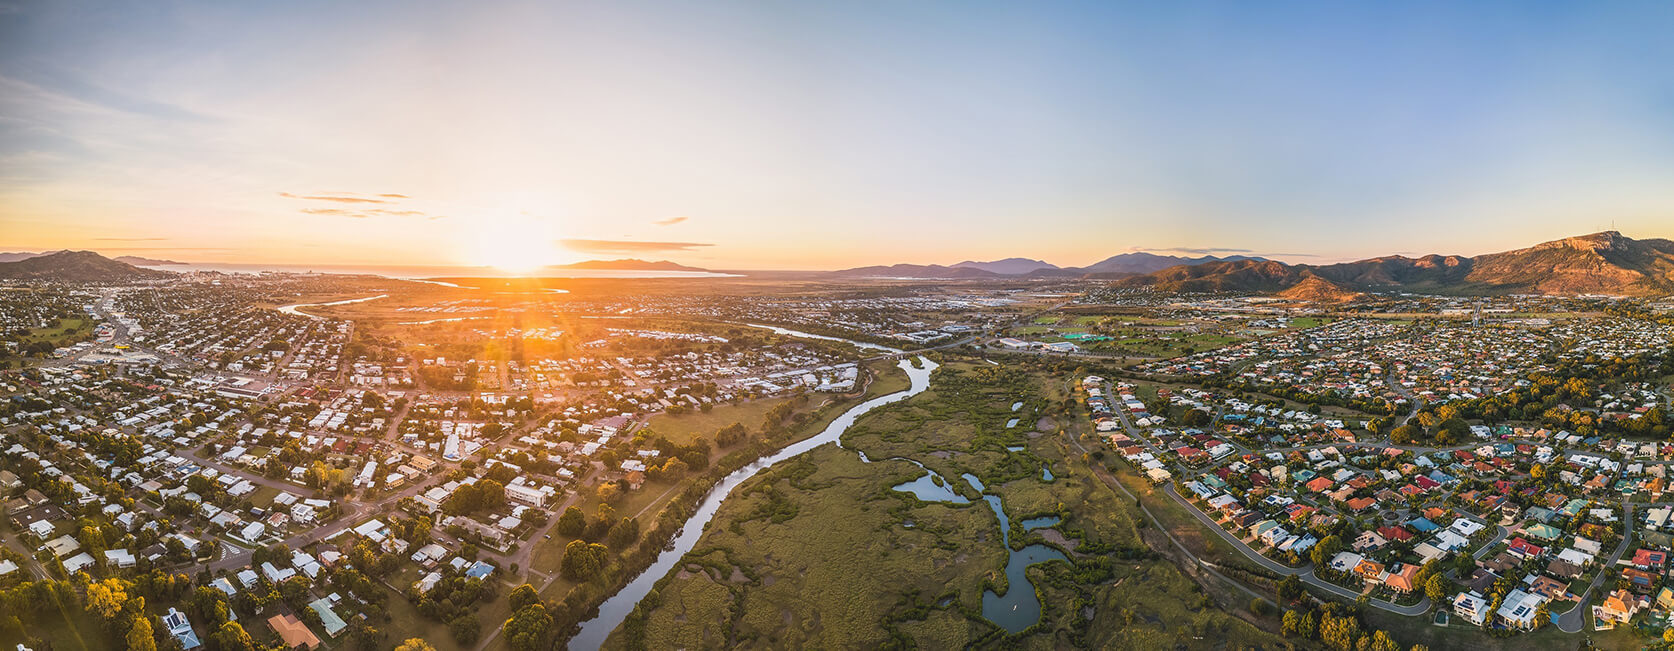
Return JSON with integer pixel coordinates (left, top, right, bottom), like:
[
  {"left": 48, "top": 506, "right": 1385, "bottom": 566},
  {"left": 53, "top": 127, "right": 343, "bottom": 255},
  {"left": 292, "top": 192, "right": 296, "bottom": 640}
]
[{"left": 462, "top": 213, "right": 564, "bottom": 274}]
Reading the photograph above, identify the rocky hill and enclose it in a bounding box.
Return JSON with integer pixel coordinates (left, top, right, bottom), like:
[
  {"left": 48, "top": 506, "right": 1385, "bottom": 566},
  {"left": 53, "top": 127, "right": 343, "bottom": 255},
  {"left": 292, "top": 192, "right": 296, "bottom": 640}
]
[
  {"left": 0, "top": 250, "right": 174, "bottom": 282},
  {"left": 1114, "top": 231, "right": 1674, "bottom": 297}
]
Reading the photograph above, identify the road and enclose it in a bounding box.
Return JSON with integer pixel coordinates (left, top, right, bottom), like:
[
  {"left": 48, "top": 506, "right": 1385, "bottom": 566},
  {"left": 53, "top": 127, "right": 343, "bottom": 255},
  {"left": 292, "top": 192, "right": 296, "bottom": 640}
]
[
  {"left": 1384, "top": 369, "right": 1422, "bottom": 426},
  {"left": 0, "top": 528, "right": 46, "bottom": 580},
  {"left": 1554, "top": 500, "right": 1637, "bottom": 633},
  {"left": 1159, "top": 483, "right": 1432, "bottom": 615}
]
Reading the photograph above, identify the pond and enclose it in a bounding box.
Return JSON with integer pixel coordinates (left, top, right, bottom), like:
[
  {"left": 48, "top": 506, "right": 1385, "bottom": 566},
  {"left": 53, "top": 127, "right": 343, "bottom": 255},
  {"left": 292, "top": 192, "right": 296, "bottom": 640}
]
[
  {"left": 1006, "top": 418, "right": 1020, "bottom": 428},
  {"left": 892, "top": 461, "right": 970, "bottom": 504},
  {"left": 1042, "top": 465, "right": 1054, "bottom": 482},
  {"left": 963, "top": 474, "right": 1069, "bottom": 633}
]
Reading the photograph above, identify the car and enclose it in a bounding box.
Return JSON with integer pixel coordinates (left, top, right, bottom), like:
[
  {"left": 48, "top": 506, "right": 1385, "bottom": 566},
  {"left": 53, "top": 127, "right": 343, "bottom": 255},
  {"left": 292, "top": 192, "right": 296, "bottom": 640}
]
[{"left": 543, "top": 534, "right": 551, "bottom": 539}]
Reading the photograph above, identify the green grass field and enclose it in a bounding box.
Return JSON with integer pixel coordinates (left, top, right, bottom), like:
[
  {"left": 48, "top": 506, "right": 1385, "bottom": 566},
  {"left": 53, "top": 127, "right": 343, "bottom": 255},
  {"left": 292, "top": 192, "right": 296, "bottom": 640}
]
[
  {"left": 2, "top": 317, "right": 93, "bottom": 363},
  {"left": 643, "top": 397, "right": 796, "bottom": 447},
  {"left": 1288, "top": 317, "right": 1334, "bottom": 329}
]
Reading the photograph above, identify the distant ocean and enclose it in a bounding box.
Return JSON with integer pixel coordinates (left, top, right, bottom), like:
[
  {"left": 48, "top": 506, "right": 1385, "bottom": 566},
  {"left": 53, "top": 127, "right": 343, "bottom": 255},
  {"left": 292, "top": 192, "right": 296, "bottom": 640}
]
[{"left": 137, "top": 261, "right": 743, "bottom": 280}]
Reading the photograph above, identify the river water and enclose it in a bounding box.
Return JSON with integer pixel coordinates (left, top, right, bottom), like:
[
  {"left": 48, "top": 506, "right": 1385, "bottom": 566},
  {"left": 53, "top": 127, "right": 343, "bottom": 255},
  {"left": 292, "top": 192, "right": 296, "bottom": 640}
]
[
  {"left": 276, "top": 294, "right": 387, "bottom": 319},
  {"left": 970, "top": 471, "right": 1067, "bottom": 634},
  {"left": 887, "top": 467, "right": 1068, "bottom": 633},
  {"left": 569, "top": 356, "right": 938, "bottom": 649},
  {"left": 743, "top": 323, "right": 905, "bottom": 354}
]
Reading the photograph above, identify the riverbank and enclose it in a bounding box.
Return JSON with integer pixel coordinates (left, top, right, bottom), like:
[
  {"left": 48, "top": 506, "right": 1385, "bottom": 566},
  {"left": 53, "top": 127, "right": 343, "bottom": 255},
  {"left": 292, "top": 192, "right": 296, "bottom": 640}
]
[
  {"left": 276, "top": 293, "right": 387, "bottom": 319},
  {"left": 566, "top": 357, "right": 938, "bottom": 649},
  {"left": 522, "top": 357, "right": 934, "bottom": 650}
]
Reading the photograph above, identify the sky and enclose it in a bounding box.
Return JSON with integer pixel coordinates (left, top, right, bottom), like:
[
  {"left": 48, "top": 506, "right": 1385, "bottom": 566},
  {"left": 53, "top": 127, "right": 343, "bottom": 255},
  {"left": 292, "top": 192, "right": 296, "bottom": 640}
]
[{"left": 3, "top": 1, "right": 1674, "bottom": 271}]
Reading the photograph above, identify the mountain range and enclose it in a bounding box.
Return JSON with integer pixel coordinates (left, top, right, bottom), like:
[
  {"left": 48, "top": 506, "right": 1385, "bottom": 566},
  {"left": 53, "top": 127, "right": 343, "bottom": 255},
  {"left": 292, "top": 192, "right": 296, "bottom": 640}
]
[
  {"left": 1112, "top": 231, "right": 1674, "bottom": 298},
  {"left": 833, "top": 253, "right": 1263, "bottom": 279},
  {"left": 549, "top": 259, "right": 708, "bottom": 272},
  {"left": 0, "top": 250, "right": 185, "bottom": 266},
  {"left": 0, "top": 250, "right": 175, "bottom": 282},
  {"left": 830, "top": 232, "right": 1674, "bottom": 297}
]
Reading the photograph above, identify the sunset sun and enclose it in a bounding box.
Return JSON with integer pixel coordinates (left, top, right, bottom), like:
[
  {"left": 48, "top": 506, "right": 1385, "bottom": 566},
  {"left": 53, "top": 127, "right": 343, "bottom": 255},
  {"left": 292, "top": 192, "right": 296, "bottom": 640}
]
[{"left": 465, "top": 213, "right": 561, "bottom": 274}]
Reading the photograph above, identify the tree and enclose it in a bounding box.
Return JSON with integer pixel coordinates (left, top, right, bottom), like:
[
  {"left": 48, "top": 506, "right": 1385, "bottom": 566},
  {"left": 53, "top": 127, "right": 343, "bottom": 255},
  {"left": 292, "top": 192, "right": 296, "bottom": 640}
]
[
  {"left": 606, "top": 517, "right": 640, "bottom": 550},
  {"left": 1425, "top": 574, "right": 1451, "bottom": 605},
  {"left": 1319, "top": 613, "right": 1360, "bottom": 650},
  {"left": 476, "top": 479, "right": 507, "bottom": 510},
  {"left": 503, "top": 603, "right": 554, "bottom": 651},
  {"left": 561, "top": 540, "right": 610, "bottom": 581},
  {"left": 394, "top": 640, "right": 438, "bottom": 651},
  {"left": 650, "top": 457, "right": 689, "bottom": 482},
  {"left": 85, "top": 577, "right": 129, "bottom": 620},
  {"left": 347, "top": 621, "right": 384, "bottom": 651},
  {"left": 126, "top": 616, "right": 156, "bottom": 651},
  {"left": 1311, "top": 535, "right": 1344, "bottom": 568},
  {"left": 448, "top": 615, "right": 480, "bottom": 644},
  {"left": 1389, "top": 424, "right": 1424, "bottom": 445},
  {"left": 212, "top": 621, "right": 257, "bottom": 651},
  {"left": 715, "top": 422, "right": 748, "bottom": 447},
  {"left": 508, "top": 584, "right": 540, "bottom": 612},
  {"left": 596, "top": 481, "right": 622, "bottom": 503},
  {"left": 1279, "top": 574, "right": 1304, "bottom": 602},
  {"left": 556, "top": 506, "right": 586, "bottom": 537}
]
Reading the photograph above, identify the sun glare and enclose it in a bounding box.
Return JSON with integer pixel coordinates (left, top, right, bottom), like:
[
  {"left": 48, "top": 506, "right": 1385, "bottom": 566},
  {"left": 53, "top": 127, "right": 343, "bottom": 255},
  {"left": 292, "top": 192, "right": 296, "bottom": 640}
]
[{"left": 465, "top": 213, "right": 561, "bottom": 275}]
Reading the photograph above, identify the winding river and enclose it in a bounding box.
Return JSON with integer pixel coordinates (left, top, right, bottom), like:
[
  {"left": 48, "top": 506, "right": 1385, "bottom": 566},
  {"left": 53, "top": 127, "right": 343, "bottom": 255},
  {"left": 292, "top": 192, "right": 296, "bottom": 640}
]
[
  {"left": 569, "top": 356, "right": 939, "bottom": 649},
  {"left": 276, "top": 294, "right": 387, "bottom": 319},
  {"left": 744, "top": 323, "right": 905, "bottom": 354}
]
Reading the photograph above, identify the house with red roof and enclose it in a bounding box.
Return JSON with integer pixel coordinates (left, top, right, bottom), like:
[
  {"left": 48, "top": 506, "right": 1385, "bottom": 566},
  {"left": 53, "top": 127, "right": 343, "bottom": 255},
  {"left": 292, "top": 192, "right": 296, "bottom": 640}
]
[
  {"left": 1507, "top": 537, "right": 1545, "bottom": 560},
  {"left": 1633, "top": 548, "right": 1667, "bottom": 570},
  {"left": 1384, "top": 564, "right": 1420, "bottom": 593}
]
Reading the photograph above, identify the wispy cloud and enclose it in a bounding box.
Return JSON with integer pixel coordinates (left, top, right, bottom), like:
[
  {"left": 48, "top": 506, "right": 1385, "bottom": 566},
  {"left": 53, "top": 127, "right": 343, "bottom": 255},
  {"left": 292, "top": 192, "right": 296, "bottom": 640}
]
[
  {"left": 654, "top": 216, "right": 688, "bottom": 226},
  {"left": 94, "top": 237, "right": 169, "bottom": 242},
  {"left": 301, "top": 208, "right": 361, "bottom": 217},
  {"left": 284, "top": 192, "right": 441, "bottom": 219},
  {"left": 561, "top": 239, "right": 713, "bottom": 254},
  {"left": 279, "top": 192, "right": 390, "bottom": 204}
]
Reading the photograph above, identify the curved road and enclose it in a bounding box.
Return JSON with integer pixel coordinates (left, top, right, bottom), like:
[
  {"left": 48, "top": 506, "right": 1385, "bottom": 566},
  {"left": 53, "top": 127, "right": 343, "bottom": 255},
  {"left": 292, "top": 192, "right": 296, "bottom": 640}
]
[
  {"left": 1554, "top": 500, "right": 1636, "bottom": 633},
  {"left": 1161, "top": 483, "right": 1432, "bottom": 616}
]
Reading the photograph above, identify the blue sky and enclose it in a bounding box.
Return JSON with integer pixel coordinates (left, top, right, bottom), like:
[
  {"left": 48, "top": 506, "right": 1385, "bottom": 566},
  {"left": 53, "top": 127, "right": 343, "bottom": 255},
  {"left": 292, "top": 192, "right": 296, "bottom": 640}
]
[{"left": 2, "top": 0, "right": 1673, "bottom": 268}]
